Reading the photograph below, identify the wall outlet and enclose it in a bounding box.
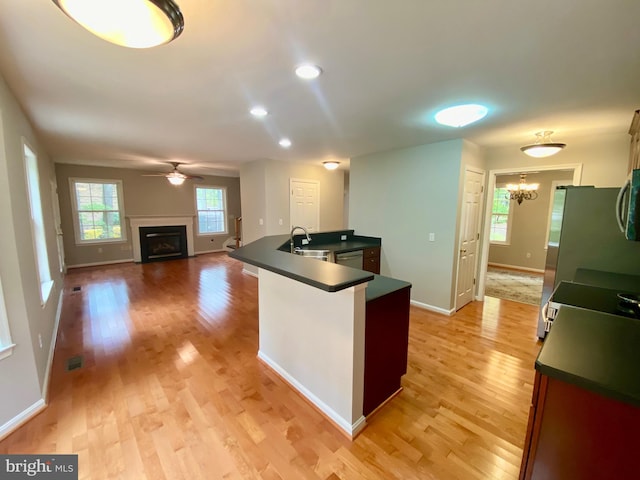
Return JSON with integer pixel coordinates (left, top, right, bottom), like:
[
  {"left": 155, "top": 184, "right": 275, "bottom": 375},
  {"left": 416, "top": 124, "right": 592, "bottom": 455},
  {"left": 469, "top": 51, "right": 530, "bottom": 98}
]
[
  {"left": 526, "top": 252, "right": 531, "bottom": 258},
  {"left": 341, "top": 235, "right": 347, "bottom": 241},
  {"left": 98, "top": 247, "right": 103, "bottom": 253},
  {"left": 259, "top": 218, "right": 264, "bottom": 225},
  {"left": 429, "top": 233, "right": 435, "bottom": 242},
  {"left": 279, "top": 218, "right": 283, "bottom": 226},
  {"left": 38, "top": 334, "right": 43, "bottom": 349}
]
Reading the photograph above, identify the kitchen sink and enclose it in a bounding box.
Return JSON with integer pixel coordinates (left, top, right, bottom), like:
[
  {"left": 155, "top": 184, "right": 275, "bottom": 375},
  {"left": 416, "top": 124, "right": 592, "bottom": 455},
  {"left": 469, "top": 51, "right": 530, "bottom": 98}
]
[{"left": 293, "top": 248, "right": 330, "bottom": 261}]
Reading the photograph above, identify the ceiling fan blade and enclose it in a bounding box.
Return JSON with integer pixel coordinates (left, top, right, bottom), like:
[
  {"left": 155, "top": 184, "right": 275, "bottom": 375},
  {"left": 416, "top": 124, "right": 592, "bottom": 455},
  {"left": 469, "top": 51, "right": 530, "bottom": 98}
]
[
  {"left": 183, "top": 174, "right": 204, "bottom": 181},
  {"left": 141, "top": 173, "right": 171, "bottom": 177}
]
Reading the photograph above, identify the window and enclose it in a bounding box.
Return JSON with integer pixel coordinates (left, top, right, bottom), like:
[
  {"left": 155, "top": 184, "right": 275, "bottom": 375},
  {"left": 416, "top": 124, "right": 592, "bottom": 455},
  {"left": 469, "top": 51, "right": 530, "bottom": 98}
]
[
  {"left": 70, "top": 179, "right": 126, "bottom": 244},
  {"left": 195, "top": 186, "right": 228, "bottom": 235},
  {"left": 490, "top": 186, "right": 513, "bottom": 244},
  {"left": 24, "top": 141, "right": 53, "bottom": 304}
]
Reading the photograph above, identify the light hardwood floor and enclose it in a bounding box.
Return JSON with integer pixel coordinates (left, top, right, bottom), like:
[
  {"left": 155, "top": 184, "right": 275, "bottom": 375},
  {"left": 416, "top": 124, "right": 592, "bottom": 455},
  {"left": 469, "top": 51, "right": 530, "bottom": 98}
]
[{"left": 0, "top": 253, "right": 542, "bottom": 479}]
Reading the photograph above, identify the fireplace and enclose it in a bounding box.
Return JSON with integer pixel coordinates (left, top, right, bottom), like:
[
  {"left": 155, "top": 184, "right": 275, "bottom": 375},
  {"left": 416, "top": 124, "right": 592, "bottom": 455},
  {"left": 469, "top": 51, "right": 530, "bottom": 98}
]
[
  {"left": 139, "top": 225, "right": 187, "bottom": 263},
  {"left": 129, "top": 216, "right": 195, "bottom": 263}
]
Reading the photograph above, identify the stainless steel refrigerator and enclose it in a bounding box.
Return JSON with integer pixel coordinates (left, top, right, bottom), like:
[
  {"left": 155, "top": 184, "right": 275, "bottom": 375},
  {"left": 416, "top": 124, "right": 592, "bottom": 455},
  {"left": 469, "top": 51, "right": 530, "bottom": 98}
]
[{"left": 538, "top": 186, "right": 640, "bottom": 338}]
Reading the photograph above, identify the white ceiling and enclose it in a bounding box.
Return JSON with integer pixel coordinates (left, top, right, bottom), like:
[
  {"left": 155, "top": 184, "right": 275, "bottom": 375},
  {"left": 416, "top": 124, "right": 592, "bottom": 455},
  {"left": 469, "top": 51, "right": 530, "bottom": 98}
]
[{"left": 0, "top": 0, "right": 639, "bottom": 177}]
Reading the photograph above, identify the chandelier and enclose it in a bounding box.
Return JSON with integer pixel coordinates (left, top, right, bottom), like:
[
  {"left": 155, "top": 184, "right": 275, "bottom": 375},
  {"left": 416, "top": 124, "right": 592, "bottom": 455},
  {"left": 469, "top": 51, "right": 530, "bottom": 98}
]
[{"left": 506, "top": 174, "right": 539, "bottom": 205}]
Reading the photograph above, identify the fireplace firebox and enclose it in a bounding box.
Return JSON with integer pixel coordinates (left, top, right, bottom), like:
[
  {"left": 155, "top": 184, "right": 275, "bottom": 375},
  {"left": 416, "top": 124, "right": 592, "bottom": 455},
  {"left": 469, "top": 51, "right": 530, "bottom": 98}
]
[{"left": 139, "top": 225, "right": 188, "bottom": 263}]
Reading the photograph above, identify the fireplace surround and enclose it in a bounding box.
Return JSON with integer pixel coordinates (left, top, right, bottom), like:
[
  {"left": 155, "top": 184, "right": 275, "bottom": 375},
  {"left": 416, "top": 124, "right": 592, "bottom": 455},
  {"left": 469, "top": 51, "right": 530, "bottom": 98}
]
[{"left": 129, "top": 216, "right": 195, "bottom": 263}]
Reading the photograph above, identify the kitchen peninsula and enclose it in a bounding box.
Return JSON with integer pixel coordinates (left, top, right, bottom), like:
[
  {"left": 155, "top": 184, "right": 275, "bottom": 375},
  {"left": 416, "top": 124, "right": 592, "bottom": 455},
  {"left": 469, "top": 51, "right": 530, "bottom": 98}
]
[{"left": 229, "top": 230, "right": 411, "bottom": 438}]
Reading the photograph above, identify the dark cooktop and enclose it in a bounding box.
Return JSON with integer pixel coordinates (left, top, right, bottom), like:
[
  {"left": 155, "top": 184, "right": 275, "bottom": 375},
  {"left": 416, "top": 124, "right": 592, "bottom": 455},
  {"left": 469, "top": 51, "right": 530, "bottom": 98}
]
[{"left": 551, "top": 281, "right": 640, "bottom": 319}]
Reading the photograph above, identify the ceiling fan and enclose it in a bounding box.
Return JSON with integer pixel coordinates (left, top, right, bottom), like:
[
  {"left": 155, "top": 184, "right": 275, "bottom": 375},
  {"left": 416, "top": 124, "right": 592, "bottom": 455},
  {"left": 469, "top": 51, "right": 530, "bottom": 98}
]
[{"left": 142, "top": 162, "right": 204, "bottom": 186}]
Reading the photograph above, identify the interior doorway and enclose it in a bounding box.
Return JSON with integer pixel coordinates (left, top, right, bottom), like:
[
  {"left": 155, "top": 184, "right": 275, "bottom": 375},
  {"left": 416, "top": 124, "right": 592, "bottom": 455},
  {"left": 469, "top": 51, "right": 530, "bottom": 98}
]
[
  {"left": 455, "top": 167, "right": 485, "bottom": 310},
  {"left": 477, "top": 163, "right": 583, "bottom": 302}
]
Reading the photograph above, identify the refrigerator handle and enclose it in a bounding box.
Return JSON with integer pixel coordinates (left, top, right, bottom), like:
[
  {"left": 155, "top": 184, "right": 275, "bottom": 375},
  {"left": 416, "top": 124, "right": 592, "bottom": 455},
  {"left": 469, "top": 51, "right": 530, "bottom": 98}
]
[{"left": 616, "top": 179, "right": 630, "bottom": 233}]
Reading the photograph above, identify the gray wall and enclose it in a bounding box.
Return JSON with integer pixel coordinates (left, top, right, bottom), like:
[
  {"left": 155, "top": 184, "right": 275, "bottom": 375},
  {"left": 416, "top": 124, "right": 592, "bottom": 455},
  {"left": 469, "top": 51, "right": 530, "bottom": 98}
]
[
  {"left": 489, "top": 170, "right": 574, "bottom": 270},
  {"left": 350, "top": 139, "right": 468, "bottom": 312},
  {"left": 0, "top": 74, "right": 63, "bottom": 430},
  {"left": 55, "top": 163, "right": 241, "bottom": 267}
]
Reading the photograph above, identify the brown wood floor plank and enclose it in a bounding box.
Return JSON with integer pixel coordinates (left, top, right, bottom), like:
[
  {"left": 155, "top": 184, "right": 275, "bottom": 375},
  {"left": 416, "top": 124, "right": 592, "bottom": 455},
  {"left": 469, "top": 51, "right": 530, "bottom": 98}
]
[{"left": 0, "top": 253, "right": 541, "bottom": 479}]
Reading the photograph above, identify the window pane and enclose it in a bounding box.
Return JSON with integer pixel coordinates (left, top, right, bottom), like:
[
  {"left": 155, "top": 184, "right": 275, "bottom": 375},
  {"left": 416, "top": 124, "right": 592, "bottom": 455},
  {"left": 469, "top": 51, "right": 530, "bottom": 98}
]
[
  {"left": 198, "top": 211, "right": 224, "bottom": 233},
  {"left": 490, "top": 214, "right": 508, "bottom": 242},
  {"left": 72, "top": 180, "right": 124, "bottom": 243}
]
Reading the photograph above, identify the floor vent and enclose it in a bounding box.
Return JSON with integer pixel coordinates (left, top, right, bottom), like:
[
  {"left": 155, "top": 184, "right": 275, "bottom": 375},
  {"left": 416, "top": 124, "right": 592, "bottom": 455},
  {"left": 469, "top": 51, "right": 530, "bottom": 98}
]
[
  {"left": 66, "top": 355, "right": 84, "bottom": 371},
  {"left": 72, "top": 286, "right": 81, "bottom": 292}
]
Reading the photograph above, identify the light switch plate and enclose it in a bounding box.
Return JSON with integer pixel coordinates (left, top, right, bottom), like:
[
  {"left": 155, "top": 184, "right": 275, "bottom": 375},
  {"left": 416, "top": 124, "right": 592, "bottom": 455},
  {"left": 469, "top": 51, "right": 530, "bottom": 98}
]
[
  {"left": 429, "top": 233, "right": 435, "bottom": 242},
  {"left": 302, "top": 239, "right": 309, "bottom": 245},
  {"left": 341, "top": 235, "right": 347, "bottom": 241}
]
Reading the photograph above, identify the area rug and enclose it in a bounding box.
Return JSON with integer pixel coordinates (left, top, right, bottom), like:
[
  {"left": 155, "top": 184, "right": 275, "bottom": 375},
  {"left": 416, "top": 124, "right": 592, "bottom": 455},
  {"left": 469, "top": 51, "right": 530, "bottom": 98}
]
[{"left": 485, "top": 266, "right": 543, "bottom": 306}]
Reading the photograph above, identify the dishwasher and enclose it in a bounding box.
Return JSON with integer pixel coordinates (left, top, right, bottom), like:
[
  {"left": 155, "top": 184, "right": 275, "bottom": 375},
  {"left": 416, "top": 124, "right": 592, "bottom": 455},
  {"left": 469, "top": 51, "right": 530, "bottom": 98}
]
[{"left": 334, "top": 250, "right": 363, "bottom": 269}]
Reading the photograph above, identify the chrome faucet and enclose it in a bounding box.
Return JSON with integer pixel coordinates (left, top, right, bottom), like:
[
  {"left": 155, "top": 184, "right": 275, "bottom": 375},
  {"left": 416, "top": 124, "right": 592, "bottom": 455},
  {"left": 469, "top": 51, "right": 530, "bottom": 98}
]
[{"left": 290, "top": 226, "right": 311, "bottom": 252}]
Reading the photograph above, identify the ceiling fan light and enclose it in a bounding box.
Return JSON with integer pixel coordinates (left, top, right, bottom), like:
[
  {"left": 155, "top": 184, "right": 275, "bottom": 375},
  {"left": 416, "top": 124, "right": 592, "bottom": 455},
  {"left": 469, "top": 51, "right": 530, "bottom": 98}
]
[
  {"left": 167, "top": 172, "right": 186, "bottom": 185},
  {"left": 52, "top": 0, "right": 184, "bottom": 48},
  {"left": 520, "top": 131, "right": 566, "bottom": 157}
]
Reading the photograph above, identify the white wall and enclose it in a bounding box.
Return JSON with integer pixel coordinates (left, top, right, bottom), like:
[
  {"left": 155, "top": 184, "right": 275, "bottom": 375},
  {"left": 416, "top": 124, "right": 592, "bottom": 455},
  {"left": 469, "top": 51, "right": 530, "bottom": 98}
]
[
  {"left": 486, "top": 132, "right": 630, "bottom": 187},
  {"left": 0, "top": 74, "right": 63, "bottom": 433},
  {"left": 240, "top": 158, "right": 345, "bottom": 241},
  {"left": 350, "top": 139, "right": 465, "bottom": 312}
]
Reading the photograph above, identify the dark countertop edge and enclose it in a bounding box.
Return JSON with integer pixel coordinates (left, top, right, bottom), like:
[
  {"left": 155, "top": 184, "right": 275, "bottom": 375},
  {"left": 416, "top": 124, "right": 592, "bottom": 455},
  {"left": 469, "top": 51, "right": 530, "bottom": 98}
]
[
  {"left": 535, "top": 362, "right": 640, "bottom": 409},
  {"left": 230, "top": 234, "right": 411, "bottom": 296},
  {"left": 229, "top": 234, "right": 375, "bottom": 293},
  {"left": 285, "top": 235, "right": 382, "bottom": 254}
]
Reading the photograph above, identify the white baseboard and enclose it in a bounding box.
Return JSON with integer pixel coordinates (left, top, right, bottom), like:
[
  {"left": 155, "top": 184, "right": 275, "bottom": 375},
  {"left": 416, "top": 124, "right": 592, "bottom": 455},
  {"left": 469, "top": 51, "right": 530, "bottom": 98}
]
[
  {"left": 488, "top": 262, "right": 544, "bottom": 274},
  {"left": 42, "top": 288, "right": 64, "bottom": 402},
  {"left": 0, "top": 399, "right": 46, "bottom": 442},
  {"left": 410, "top": 300, "right": 454, "bottom": 316},
  {"left": 257, "top": 350, "right": 366, "bottom": 438},
  {"left": 67, "top": 258, "right": 134, "bottom": 269}
]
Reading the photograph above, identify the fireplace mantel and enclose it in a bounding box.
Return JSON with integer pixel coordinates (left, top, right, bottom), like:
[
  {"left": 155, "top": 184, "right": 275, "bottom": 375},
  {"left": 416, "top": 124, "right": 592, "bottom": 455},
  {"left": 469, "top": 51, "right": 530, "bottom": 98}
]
[{"left": 129, "top": 216, "right": 195, "bottom": 262}]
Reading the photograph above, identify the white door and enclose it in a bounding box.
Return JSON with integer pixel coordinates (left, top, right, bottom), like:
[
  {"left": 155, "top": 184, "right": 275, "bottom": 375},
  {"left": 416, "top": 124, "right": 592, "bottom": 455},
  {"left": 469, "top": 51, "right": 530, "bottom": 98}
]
[
  {"left": 290, "top": 179, "right": 319, "bottom": 232},
  {"left": 456, "top": 168, "right": 485, "bottom": 310}
]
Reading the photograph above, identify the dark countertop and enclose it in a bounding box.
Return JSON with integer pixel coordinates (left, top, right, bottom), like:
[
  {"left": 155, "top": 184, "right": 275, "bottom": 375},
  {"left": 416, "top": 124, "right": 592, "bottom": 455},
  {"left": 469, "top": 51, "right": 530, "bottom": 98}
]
[
  {"left": 536, "top": 305, "right": 640, "bottom": 408},
  {"left": 366, "top": 274, "right": 411, "bottom": 302},
  {"left": 550, "top": 281, "right": 636, "bottom": 317},
  {"left": 229, "top": 234, "right": 375, "bottom": 292},
  {"left": 229, "top": 232, "right": 411, "bottom": 297}
]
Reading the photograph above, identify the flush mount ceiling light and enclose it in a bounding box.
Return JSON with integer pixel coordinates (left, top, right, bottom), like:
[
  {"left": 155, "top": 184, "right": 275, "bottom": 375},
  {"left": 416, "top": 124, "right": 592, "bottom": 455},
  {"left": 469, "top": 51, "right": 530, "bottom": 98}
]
[
  {"left": 323, "top": 161, "right": 340, "bottom": 170},
  {"left": 279, "top": 138, "right": 292, "bottom": 148},
  {"left": 295, "top": 64, "right": 322, "bottom": 80},
  {"left": 520, "top": 131, "right": 566, "bottom": 158},
  {"left": 435, "top": 104, "right": 488, "bottom": 127},
  {"left": 250, "top": 106, "right": 268, "bottom": 117},
  {"left": 52, "top": 0, "right": 184, "bottom": 49},
  {"left": 506, "top": 174, "right": 539, "bottom": 205}
]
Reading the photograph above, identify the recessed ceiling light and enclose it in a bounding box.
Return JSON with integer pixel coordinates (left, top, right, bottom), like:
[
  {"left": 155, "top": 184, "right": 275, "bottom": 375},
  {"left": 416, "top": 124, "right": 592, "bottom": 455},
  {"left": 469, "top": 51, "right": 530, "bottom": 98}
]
[
  {"left": 250, "top": 106, "right": 268, "bottom": 117},
  {"left": 279, "top": 138, "right": 292, "bottom": 148},
  {"left": 435, "top": 104, "right": 489, "bottom": 127},
  {"left": 295, "top": 64, "right": 322, "bottom": 80}
]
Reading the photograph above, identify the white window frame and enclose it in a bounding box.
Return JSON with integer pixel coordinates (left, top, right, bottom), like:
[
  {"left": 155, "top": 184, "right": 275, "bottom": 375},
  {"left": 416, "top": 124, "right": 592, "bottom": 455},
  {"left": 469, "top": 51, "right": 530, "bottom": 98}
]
[
  {"left": 489, "top": 185, "right": 514, "bottom": 245},
  {"left": 69, "top": 178, "right": 127, "bottom": 245},
  {"left": 195, "top": 185, "right": 228, "bottom": 236},
  {"left": 23, "top": 140, "right": 53, "bottom": 305}
]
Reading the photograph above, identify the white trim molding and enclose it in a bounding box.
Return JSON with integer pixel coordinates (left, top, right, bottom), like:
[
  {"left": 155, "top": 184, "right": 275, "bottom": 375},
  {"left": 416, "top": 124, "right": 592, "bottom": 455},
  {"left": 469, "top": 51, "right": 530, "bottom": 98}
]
[
  {"left": 128, "top": 216, "right": 195, "bottom": 262},
  {"left": 0, "top": 399, "right": 46, "bottom": 442}
]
